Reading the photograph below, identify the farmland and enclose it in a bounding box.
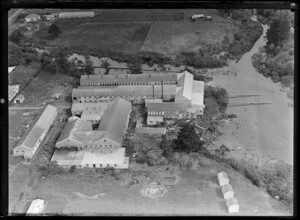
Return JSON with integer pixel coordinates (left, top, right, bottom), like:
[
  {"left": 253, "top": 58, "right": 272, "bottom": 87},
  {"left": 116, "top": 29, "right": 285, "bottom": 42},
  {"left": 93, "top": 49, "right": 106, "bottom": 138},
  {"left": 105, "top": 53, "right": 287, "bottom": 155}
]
[
  {"left": 33, "top": 21, "right": 151, "bottom": 53},
  {"left": 142, "top": 10, "right": 240, "bottom": 56}
]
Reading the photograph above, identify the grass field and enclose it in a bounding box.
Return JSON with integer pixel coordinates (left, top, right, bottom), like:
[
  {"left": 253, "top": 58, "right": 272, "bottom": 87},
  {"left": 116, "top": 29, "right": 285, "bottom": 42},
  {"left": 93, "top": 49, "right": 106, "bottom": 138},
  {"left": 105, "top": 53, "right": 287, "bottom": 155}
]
[
  {"left": 9, "top": 62, "right": 42, "bottom": 86},
  {"left": 9, "top": 154, "right": 291, "bottom": 215},
  {"left": 20, "top": 64, "right": 73, "bottom": 105},
  {"left": 33, "top": 21, "right": 151, "bottom": 53},
  {"left": 142, "top": 10, "right": 240, "bottom": 56}
]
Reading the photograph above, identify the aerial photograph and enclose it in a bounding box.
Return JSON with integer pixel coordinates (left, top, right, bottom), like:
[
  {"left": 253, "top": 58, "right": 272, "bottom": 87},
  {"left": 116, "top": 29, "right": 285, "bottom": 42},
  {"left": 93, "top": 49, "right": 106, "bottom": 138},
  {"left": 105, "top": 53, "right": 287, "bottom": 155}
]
[{"left": 8, "top": 7, "right": 294, "bottom": 216}]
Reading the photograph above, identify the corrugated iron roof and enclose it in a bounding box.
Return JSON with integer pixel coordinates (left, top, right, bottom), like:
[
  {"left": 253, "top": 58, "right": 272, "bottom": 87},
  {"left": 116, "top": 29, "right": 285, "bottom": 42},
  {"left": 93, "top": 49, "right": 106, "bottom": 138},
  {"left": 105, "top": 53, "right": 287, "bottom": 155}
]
[
  {"left": 16, "top": 105, "right": 57, "bottom": 150},
  {"left": 35, "top": 105, "right": 58, "bottom": 129},
  {"left": 191, "top": 80, "right": 204, "bottom": 106},
  {"left": 98, "top": 98, "right": 131, "bottom": 143},
  {"left": 80, "top": 73, "right": 177, "bottom": 85},
  {"left": 73, "top": 85, "right": 176, "bottom": 97}
]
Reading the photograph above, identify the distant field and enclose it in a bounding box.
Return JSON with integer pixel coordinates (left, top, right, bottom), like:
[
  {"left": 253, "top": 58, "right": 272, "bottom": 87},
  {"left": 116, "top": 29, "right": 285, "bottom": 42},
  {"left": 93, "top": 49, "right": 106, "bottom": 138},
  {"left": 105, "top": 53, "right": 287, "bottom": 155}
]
[
  {"left": 95, "top": 10, "right": 184, "bottom": 22},
  {"left": 142, "top": 9, "right": 240, "bottom": 56},
  {"left": 34, "top": 20, "right": 151, "bottom": 53}
]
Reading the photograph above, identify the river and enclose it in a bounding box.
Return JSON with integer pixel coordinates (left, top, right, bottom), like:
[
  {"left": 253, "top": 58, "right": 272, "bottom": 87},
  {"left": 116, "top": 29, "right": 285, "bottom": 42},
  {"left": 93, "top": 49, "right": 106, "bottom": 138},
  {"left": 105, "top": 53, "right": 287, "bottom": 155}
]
[{"left": 208, "top": 21, "right": 294, "bottom": 165}]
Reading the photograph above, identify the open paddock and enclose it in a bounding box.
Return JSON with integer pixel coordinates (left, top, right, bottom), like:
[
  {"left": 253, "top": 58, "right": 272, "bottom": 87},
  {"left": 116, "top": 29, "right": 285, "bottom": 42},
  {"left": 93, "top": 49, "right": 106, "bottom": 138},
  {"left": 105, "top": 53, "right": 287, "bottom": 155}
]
[
  {"left": 142, "top": 10, "right": 240, "bottom": 56},
  {"left": 34, "top": 21, "right": 151, "bottom": 53},
  {"left": 20, "top": 64, "right": 73, "bottom": 106}
]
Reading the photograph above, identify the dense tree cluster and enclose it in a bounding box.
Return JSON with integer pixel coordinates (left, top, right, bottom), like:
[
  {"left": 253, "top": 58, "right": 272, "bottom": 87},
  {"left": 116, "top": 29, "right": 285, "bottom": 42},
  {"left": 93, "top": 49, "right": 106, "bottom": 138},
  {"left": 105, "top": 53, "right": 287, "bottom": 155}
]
[
  {"left": 48, "top": 23, "right": 61, "bottom": 38},
  {"left": 204, "top": 86, "right": 229, "bottom": 113},
  {"left": 253, "top": 9, "right": 294, "bottom": 88}
]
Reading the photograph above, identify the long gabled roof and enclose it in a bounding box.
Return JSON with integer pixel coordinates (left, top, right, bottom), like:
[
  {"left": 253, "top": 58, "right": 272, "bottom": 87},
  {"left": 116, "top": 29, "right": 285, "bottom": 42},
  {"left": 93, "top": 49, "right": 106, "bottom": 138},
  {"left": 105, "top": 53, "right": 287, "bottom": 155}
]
[
  {"left": 191, "top": 80, "right": 204, "bottom": 106},
  {"left": 98, "top": 98, "right": 131, "bottom": 143},
  {"left": 35, "top": 105, "right": 58, "bottom": 129},
  {"left": 16, "top": 105, "right": 57, "bottom": 150},
  {"left": 56, "top": 118, "right": 93, "bottom": 144},
  {"left": 72, "top": 84, "right": 177, "bottom": 97},
  {"left": 80, "top": 73, "right": 177, "bottom": 85}
]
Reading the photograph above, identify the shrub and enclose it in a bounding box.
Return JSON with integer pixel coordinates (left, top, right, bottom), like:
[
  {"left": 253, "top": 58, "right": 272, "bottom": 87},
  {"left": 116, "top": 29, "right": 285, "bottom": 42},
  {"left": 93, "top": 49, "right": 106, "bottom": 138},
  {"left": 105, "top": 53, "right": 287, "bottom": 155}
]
[{"left": 69, "top": 165, "right": 76, "bottom": 173}]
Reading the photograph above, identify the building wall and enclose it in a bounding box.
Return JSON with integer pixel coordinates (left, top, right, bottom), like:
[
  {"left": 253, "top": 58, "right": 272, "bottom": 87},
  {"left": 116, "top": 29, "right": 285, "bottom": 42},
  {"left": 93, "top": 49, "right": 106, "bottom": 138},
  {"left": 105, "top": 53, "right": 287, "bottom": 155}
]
[
  {"left": 81, "top": 80, "right": 177, "bottom": 87},
  {"left": 73, "top": 94, "right": 175, "bottom": 103},
  {"left": 147, "top": 115, "right": 164, "bottom": 125}
]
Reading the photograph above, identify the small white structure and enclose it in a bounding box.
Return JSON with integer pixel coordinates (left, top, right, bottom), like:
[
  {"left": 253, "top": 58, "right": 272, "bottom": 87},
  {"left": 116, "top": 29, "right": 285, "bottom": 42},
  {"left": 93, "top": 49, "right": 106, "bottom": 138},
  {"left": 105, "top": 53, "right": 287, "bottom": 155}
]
[
  {"left": 8, "top": 85, "right": 20, "bottom": 102},
  {"left": 25, "top": 13, "right": 41, "bottom": 22},
  {"left": 26, "top": 199, "right": 45, "bottom": 215},
  {"left": 221, "top": 184, "right": 234, "bottom": 199},
  {"left": 14, "top": 94, "right": 25, "bottom": 104},
  {"left": 58, "top": 11, "right": 95, "bottom": 18},
  {"left": 8, "top": 66, "right": 16, "bottom": 74},
  {"left": 225, "top": 197, "right": 239, "bottom": 213},
  {"left": 192, "top": 14, "right": 205, "bottom": 20},
  {"left": 218, "top": 171, "right": 229, "bottom": 186}
]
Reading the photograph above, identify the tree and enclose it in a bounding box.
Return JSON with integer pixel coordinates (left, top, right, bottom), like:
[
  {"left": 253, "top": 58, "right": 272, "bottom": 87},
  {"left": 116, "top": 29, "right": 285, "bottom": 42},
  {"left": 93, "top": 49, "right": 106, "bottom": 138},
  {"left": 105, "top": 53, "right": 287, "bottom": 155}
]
[
  {"left": 101, "top": 60, "right": 110, "bottom": 70},
  {"left": 174, "top": 123, "right": 204, "bottom": 153},
  {"left": 128, "top": 61, "right": 142, "bottom": 74},
  {"left": 9, "top": 29, "right": 23, "bottom": 44},
  {"left": 266, "top": 18, "right": 290, "bottom": 50},
  {"left": 48, "top": 23, "right": 61, "bottom": 37},
  {"left": 54, "top": 49, "right": 71, "bottom": 75}
]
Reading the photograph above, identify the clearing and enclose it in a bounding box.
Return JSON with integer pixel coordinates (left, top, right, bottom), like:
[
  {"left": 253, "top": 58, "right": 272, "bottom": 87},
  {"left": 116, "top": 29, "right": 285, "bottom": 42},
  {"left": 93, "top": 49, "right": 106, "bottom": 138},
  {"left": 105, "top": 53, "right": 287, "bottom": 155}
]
[
  {"left": 18, "top": 64, "right": 73, "bottom": 106},
  {"left": 142, "top": 9, "right": 240, "bottom": 56},
  {"left": 33, "top": 20, "right": 151, "bottom": 53},
  {"left": 9, "top": 154, "right": 291, "bottom": 216}
]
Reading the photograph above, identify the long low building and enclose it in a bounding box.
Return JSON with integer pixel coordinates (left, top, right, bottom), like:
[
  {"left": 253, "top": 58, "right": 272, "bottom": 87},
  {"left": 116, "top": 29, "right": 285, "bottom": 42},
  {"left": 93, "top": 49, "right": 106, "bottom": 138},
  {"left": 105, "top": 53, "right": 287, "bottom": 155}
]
[
  {"left": 72, "top": 84, "right": 177, "bottom": 103},
  {"left": 146, "top": 102, "right": 191, "bottom": 125},
  {"left": 71, "top": 102, "right": 109, "bottom": 116},
  {"left": 51, "top": 148, "right": 129, "bottom": 169},
  {"left": 13, "top": 105, "right": 57, "bottom": 159},
  {"left": 80, "top": 73, "right": 177, "bottom": 86},
  {"left": 58, "top": 11, "right": 95, "bottom": 18}
]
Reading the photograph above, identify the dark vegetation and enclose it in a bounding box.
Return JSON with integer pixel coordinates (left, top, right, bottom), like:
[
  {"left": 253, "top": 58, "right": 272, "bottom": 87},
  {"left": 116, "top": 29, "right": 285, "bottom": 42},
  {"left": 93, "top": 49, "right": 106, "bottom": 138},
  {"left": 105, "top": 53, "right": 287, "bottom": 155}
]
[
  {"left": 48, "top": 23, "right": 61, "bottom": 38},
  {"left": 252, "top": 9, "right": 294, "bottom": 88},
  {"left": 174, "top": 9, "right": 263, "bottom": 68},
  {"left": 204, "top": 86, "right": 229, "bottom": 114}
]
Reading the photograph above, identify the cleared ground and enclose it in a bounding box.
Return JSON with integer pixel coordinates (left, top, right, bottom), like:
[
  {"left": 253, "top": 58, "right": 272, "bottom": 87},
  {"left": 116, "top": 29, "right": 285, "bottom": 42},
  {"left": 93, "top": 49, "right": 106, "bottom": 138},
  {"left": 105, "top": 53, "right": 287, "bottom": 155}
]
[
  {"left": 19, "top": 64, "right": 73, "bottom": 106},
  {"left": 33, "top": 20, "right": 151, "bottom": 53},
  {"left": 142, "top": 9, "right": 239, "bottom": 56},
  {"left": 9, "top": 154, "right": 290, "bottom": 216},
  {"left": 9, "top": 62, "right": 42, "bottom": 86}
]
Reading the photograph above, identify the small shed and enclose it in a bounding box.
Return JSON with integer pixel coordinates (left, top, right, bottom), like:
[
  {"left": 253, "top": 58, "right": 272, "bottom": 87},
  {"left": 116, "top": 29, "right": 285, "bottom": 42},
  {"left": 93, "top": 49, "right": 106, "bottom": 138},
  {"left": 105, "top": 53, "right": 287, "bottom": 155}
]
[
  {"left": 26, "top": 199, "right": 45, "bottom": 215},
  {"left": 221, "top": 184, "right": 234, "bottom": 199},
  {"left": 14, "top": 94, "right": 25, "bottom": 104},
  {"left": 225, "top": 197, "right": 239, "bottom": 213},
  {"left": 218, "top": 171, "right": 229, "bottom": 186},
  {"left": 192, "top": 14, "right": 205, "bottom": 20}
]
